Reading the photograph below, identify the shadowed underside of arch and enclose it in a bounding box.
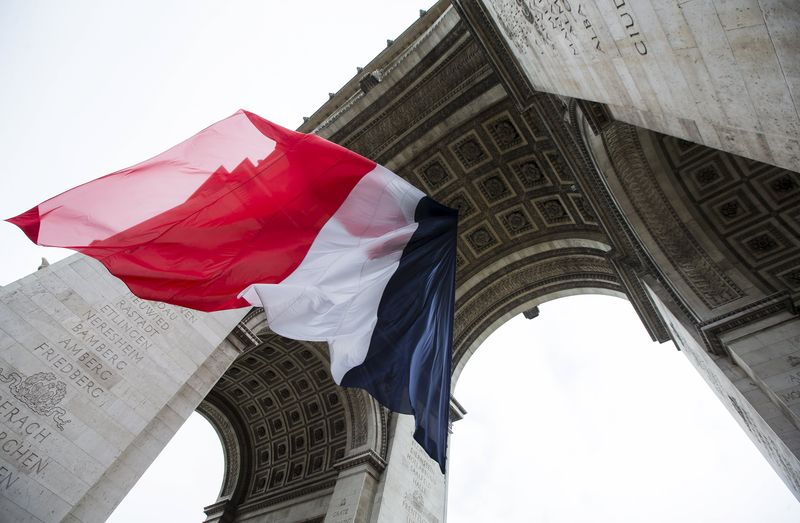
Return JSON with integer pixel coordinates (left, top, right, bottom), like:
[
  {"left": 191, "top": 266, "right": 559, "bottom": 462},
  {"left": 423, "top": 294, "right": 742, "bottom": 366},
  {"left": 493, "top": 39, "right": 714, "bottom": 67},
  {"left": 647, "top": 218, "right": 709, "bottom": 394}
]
[{"left": 199, "top": 323, "right": 388, "bottom": 520}]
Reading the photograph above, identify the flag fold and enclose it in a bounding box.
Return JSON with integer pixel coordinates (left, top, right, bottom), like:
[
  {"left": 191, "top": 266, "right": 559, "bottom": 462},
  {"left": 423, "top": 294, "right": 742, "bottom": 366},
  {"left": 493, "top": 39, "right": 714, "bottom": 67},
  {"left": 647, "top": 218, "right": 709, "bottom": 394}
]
[{"left": 6, "top": 110, "right": 457, "bottom": 473}]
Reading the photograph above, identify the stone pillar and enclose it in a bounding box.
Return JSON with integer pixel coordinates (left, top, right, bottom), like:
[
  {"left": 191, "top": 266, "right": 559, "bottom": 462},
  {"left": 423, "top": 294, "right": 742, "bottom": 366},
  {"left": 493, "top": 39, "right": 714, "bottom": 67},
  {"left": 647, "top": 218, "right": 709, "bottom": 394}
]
[
  {"left": 368, "top": 415, "right": 447, "bottom": 523},
  {"left": 202, "top": 496, "right": 234, "bottom": 523},
  {"left": 645, "top": 281, "right": 800, "bottom": 499},
  {"left": 325, "top": 398, "right": 465, "bottom": 523},
  {"left": 324, "top": 451, "right": 385, "bottom": 523},
  {"left": 719, "top": 313, "right": 800, "bottom": 473},
  {"left": 0, "top": 255, "right": 248, "bottom": 522},
  {"left": 472, "top": 0, "right": 800, "bottom": 172}
]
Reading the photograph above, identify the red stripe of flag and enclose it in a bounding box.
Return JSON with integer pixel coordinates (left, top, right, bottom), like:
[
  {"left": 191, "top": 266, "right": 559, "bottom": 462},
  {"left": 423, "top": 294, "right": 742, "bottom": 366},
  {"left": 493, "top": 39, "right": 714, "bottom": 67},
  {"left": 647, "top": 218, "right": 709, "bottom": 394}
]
[{"left": 6, "top": 111, "right": 376, "bottom": 311}]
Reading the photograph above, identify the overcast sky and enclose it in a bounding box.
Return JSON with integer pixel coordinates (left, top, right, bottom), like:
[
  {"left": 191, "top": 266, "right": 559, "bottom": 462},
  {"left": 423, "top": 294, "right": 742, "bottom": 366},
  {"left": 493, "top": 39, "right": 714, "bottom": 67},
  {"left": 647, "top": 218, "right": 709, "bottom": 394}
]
[{"left": 2, "top": 2, "right": 799, "bottom": 522}]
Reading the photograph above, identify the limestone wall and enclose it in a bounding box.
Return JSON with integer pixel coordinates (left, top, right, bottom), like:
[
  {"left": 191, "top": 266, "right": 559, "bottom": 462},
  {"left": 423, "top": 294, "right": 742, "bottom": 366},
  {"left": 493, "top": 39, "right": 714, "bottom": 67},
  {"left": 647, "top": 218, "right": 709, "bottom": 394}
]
[
  {"left": 482, "top": 0, "right": 800, "bottom": 172},
  {"left": 645, "top": 282, "right": 800, "bottom": 500},
  {"left": 0, "top": 255, "right": 246, "bottom": 522},
  {"left": 368, "top": 415, "right": 446, "bottom": 523}
]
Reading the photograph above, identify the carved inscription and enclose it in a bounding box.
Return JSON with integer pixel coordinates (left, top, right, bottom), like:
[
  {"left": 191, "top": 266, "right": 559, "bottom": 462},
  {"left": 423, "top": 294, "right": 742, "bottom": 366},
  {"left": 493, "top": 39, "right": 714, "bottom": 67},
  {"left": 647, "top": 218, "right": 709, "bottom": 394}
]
[
  {"left": 72, "top": 304, "right": 156, "bottom": 366},
  {"left": 329, "top": 487, "right": 358, "bottom": 523},
  {"left": 401, "top": 445, "right": 439, "bottom": 523},
  {"left": 780, "top": 338, "right": 800, "bottom": 404},
  {"left": 0, "top": 265, "right": 210, "bottom": 506},
  {"left": 576, "top": 2, "right": 604, "bottom": 53},
  {"left": 492, "top": 0, "right": 647, "bottom": 57},
  {"left": 0, "top": 392, "right": 55, "bottom": 491},
  {"left": 524, "top": 0, "right": 591, "bottom": 56},
  {"left": 781, "top": 389, "right": 800, "bottom": 403},
  {"left": 11, "top": 290, "right": 197, "bottom": 406},
  {"left": 16, "top": 294, "right": 180, "bottom": 402},
  {"left": 493, "top": 0, "right": 600, "bottom": 56},
  {"left": 612, "top": 0, "right": 647, "bottom": 55},
  {"left": 31, "top": 340, "right": 113, "bottom": 400},
  {"left": 784, "top": 371, "right": 800, "bottom": 402},
  {"left": 649, "top": 288, "right": 800, "bottom": 494},
  {"left": 75, "top": 292, "right": 197, "bottom": 358}
]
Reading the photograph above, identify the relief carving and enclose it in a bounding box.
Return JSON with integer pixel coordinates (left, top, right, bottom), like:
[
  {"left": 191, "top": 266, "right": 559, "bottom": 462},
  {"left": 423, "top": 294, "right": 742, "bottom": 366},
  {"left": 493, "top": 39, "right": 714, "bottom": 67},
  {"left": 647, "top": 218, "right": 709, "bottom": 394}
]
[
  {"left": 344, "top": 388, "right": 370, "bottom": 448},
  {"left": 345, "top": 39, "right": 490, "bottom": 159},
  {"left": 0, "top": 367, "right": 71, "bottom": 430},
  {"left": 603, "top": 123, "right": 743, "bottom": 309},
  {"left": 492, "top": 0, "right": 538, "bottom": 54},
  {"left": 491, "top": 0, "right": 611, "bottom": 57},
  {"left": 197, "top": 401, "right": 241, "bottom": 499}
]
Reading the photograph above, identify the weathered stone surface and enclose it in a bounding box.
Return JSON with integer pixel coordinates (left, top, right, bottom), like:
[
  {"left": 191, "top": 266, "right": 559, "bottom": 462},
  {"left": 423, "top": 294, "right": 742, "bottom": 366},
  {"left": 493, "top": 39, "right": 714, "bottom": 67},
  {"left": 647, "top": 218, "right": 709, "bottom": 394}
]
[
  {"left": 369, "top": 415, "right": 446, "bottom": 523},
  {"left": 0, "top": 255, "right": 246, "bottom": 522},
  {"left": 646, "top": 282, "right": 800, "bottom": 498},
  {"left": 481, "top": 0, "right": 800, "bottom": 172}
]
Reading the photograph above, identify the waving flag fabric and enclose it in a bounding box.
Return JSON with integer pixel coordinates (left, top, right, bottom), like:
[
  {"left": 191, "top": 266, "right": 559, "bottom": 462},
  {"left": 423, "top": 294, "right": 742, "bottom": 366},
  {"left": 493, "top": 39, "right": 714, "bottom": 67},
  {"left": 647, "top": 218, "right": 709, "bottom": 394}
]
[{"left": 6, "top": 110, "right": 457, "bottom": 472}]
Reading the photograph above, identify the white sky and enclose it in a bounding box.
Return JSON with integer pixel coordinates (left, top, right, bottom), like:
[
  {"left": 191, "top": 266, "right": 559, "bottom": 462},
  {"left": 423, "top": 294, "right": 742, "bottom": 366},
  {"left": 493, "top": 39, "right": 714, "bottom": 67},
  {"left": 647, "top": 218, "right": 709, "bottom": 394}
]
[{"left": 2, "top": 2, "right": 799, "bottom": 522}]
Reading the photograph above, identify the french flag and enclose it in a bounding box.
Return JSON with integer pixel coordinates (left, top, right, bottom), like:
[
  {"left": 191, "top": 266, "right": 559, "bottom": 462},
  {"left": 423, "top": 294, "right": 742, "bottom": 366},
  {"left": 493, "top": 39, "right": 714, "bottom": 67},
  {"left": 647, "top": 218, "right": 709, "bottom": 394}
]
[{"left": 6, "top": 110, "right": 457, "bottom": 473}]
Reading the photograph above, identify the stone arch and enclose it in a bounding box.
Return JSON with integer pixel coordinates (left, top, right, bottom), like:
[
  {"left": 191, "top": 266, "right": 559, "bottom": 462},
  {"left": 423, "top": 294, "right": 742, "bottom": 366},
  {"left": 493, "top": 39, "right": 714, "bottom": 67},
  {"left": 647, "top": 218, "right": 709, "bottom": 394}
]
[
  {"left": 198, "top": 312, "right": 389, "bottom": 521},
  {"left": 451, "top": 239, "right": 623, "bottom": 385},
  {"left": 232, "top": 308, "right": 388, "bottom": 459},
  {"left": 194, "top": 9, "right": 718, "bottom": 520},
  {"left": 453, "top": 286, "right": 627, "bottom": 387},
  {"left": 5, "top": 4, "right": 800, "bottom": 521},
  {"left": 576, "top": 103, "right": 799, "bottom": 328},
  {"left": 196, "top": 395, "right": 250, "bottom": 518}
]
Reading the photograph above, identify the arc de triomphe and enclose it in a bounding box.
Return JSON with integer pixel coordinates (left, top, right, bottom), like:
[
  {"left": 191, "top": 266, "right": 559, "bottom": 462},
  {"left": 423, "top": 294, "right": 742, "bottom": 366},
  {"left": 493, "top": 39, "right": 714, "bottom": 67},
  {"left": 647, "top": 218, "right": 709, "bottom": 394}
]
[{"left": 2, "top": 2, "right": 799, "bottom": 521}]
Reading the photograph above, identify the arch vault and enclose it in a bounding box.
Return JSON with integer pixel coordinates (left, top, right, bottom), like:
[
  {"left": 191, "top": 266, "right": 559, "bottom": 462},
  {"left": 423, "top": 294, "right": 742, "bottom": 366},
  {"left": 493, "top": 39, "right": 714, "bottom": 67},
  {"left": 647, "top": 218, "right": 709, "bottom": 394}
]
[{"left": 1, "top": 2, "right": 799, "bottom": 522}]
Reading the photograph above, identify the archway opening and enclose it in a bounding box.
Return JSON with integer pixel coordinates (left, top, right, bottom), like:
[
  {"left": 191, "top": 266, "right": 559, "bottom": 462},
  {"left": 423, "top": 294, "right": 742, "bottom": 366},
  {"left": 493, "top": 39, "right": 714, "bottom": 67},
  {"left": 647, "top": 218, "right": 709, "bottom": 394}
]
[
  {"left": 107, "top": 412, "right": 225, "bottom": 522},
  {"left": 448, "top": 294, "right": 800, "bottom": 522}
]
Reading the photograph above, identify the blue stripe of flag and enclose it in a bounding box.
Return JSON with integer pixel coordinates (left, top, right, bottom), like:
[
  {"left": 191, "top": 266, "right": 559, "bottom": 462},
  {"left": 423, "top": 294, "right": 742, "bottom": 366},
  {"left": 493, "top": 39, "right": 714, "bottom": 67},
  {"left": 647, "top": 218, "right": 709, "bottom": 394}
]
[{"left": 341, "top": 197, "right": 458, "bottom": 473}]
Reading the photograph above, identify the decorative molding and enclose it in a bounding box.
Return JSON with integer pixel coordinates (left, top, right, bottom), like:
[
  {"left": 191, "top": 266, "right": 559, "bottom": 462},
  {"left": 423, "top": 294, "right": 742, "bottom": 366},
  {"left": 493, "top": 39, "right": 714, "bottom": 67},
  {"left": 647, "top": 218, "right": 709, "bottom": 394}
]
[
  {"left": 334, "top": 449, "right": 387, "bottom": 474},
  {"left": 196, "top": 7, "right": 800, "bottom": 515},
  {"left": 302, "top": 2, "right": 454, "bottom": 134},
  {"left": 197, "top": 400, "right": 242, "bottom": 500},
  {"left": 577, "top": 100, "right": 612, "bottom": 136},
  {"left": 655, "top": 133, "right": 800, "bottom": 295},
  {"left": 450, "top": 396, "right": 467, "bottom": 423},
  {"left": 225, "top": 321, "right": 262, "bottom": 353},
  {"left": 452, "top": 0, "right": 537, "bottom": 110},
  {"left": 236, "top": 480, "right": 337, "bottom": 516},
  {"left": 522, "top": 93, "right": 672, "bottom": 342},
  {"left": 699, "top": 292, "right": 796, "bottom": 355},
  {"left": 453, "top": 251, "right": 620, "bottom": 362},
  {"left": 210, "top": 341, "right": 347, "bottom": 508},
  {"left": 202, "top": 495, "right": 232, "bottom": 523},
  {"left": 342, "top": 37, "right": 492, "bottom": 161},
  {"left": 565, "top": 99, "right": 674, "bottom": 341},
  {"left": 522, "top": 306, "right": 540, "bottom": 320},
  {"left": 343, "top": 387, "right": 371, "bottom": 449},
  {"left": 603, "top": 122, "right": 744, "bottom": 309}
]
